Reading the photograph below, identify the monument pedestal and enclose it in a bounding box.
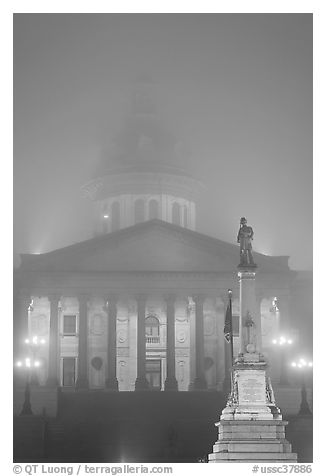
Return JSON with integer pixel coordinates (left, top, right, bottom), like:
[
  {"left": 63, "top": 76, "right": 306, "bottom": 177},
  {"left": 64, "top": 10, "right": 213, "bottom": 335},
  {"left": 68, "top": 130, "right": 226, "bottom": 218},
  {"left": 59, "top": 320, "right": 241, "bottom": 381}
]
[
  {"left": 208, "top": 220, "right": 297, "bottom": 462},
  {"left": 209, "top": 359, "right": 297, "bottom": 462}
]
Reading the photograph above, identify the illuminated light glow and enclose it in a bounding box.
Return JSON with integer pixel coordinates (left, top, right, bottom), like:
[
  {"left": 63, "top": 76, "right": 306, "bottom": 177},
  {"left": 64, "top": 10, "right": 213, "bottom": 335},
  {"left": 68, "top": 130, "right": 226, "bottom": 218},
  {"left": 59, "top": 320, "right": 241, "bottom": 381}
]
[
  {"left": 103, "top": 214, "right": 109, "bottom": 219},
  {"left": 298, "top": 364, "right": 302, "bottom": 368},
  {"left": 300, "top": 359, "right": 306, "bottom": 365},
  {"left": 16, "top": 361, "right": 22, "bottom": 367},
  {"left": 34, "top": 361, "right": 40, "bottom": 367},
  {"left": 40, "top": 339, "right": 46, "bottom": 344},
  {"left": 25, "top": 358, "right": 31, "bottom": 367},
  {"left": 288, "top": 340, "right": 293, "bottom": 344},
  {"left": 272, "top": 339, "right": 277, "bottom": 344},
  {"left": 291, "top": 362, "right": 297, "bottom": 367},
  {"left": 308, "top": 362, "right": 313, "bottom": 367},
  {"left": 32, "top": 336, "right": 38, "bottom": 344},
  {"left": 25, "top": 339, "right": 30, "bottom": 344}
]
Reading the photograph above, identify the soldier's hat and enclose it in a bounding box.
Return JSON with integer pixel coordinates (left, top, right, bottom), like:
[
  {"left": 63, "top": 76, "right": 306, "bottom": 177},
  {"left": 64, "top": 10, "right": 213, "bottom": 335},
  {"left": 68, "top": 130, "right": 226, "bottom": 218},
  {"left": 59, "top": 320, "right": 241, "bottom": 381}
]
[{"left": 240, "top": 217, "right": 247, "bottom": 224}]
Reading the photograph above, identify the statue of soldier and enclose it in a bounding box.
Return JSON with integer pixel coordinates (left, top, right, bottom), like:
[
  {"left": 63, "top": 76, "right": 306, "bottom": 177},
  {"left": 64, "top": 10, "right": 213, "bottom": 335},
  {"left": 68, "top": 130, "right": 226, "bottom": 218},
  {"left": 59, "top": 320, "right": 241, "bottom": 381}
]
[{"left": 237, "top": 217, "right": 255, "bottom": 266}]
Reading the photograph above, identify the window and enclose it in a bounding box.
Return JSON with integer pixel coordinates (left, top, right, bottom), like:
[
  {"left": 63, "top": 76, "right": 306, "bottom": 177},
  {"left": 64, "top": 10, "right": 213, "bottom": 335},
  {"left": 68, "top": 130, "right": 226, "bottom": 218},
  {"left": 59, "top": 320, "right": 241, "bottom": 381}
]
[
  {"left": 146, "top": 359, "right": 161, "bottom": 390},
  {"left": 63, "top": 315, "right": 77, "bottom": 336},
  {"left": 172, "top": 202, "right": 181, "bottom": 225},
  {"left": 62, "top": 357, "right": 76, "bottom": 387},
  {"left": 145, "top": 315, "right": 160, "bottom": 337},
  {"left": 111, "top": 201, "right": 120, "bottom": 231},
  {"left": 148, "top": 199, "right": 159, "bottom": 219},
  {"left": 135, "top": 199, "right": 145, "bottom": 223}
]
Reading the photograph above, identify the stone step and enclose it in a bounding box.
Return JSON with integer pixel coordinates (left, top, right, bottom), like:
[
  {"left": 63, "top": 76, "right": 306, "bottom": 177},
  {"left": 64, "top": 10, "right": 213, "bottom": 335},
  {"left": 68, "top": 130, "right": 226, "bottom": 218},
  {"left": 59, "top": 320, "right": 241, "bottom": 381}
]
[
  {"left": 208, "top": 452, "right": 298, "bottom": 461},
  {"left": 218, "top": 426, "right": 287, "bottom": 438},
  {"left": 218, "top": 432, "right": 285, "bottom": 442},
  {"left": 213, "top": 441, "right": 292, "bottom": 453}
]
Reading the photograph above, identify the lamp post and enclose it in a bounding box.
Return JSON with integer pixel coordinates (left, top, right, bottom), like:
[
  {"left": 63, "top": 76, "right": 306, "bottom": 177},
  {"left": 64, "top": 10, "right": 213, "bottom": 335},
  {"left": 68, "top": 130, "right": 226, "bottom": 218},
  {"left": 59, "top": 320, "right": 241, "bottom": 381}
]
[
  {"left": 24, "top": 336, "right": 46, "bottom": 385},
  {"left": 15, "top": 335, "right": 45, "bottom": 415},
  {"left": 291, "top": 358, "right": 313, "bottom": 416},
  {"left": 16, "top": 358, "right": 40, "bottom": 415},
  {"left": 272, "top": 335, "right": 293, "bottom": 385}
]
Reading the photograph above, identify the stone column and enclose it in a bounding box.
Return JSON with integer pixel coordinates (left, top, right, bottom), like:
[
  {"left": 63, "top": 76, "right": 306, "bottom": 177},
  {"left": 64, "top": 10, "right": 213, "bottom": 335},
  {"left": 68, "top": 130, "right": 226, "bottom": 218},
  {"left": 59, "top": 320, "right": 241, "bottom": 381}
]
[
  {"left": 134, "top": 294, "right": 149, "bottom": 390},
  {"left": 191, "top": 294, "right": 207, "bottom": 390},
  {"left": 16, "top": 292, "right": 31, "bottom": 357},
  {"left": 106, "top": 295, "right": 119, "bottom": 391},
  {"left": 238, "top": 267, "right": 261, "bottom": 358},
  {"left": 76, "top": 294, "right": 89, "bottom": 389},
  {"left": 46, "top": 294, "right": 60, "bottom": 387},
  {"left": 164, "top": 294, "right": 178, "bottom": 391}
]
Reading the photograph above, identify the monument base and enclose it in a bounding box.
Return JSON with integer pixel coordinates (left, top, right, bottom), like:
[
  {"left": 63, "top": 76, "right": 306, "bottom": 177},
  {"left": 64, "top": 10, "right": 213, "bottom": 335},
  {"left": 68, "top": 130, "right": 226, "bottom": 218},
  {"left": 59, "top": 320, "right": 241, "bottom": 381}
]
[
  {"left": 208, "top": 420, "right": 297, "bottom": 462},
  {"left": 208, "top": 359, "right": 297, "bottom": 462}
]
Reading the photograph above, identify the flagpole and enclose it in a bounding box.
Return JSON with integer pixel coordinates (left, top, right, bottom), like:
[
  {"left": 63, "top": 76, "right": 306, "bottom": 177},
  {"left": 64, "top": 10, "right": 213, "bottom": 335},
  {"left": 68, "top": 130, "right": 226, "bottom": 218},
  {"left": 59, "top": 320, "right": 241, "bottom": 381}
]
[{"left": 228, "top": 289, "right": 234, "bottom": 365}]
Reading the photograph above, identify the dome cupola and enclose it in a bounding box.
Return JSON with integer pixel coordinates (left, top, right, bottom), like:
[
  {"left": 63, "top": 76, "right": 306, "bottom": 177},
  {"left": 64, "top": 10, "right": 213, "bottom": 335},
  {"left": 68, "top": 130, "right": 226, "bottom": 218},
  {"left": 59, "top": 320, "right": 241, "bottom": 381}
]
[{"left": 82, "top": 77, "right": 202, "bottom": 235}]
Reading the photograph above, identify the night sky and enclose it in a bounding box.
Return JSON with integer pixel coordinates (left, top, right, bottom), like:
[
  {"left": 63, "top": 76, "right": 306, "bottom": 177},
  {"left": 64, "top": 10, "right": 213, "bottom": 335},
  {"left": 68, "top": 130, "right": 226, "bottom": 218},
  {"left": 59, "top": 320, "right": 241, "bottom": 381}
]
[{"left": 13, "top": 13, "right": 312, "bottom": 270}]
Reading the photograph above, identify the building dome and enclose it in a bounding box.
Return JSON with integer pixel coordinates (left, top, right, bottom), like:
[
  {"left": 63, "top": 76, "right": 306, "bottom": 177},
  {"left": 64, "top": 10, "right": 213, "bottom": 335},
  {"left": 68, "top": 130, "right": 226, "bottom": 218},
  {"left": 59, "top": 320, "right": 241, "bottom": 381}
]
[{"left": 82, "top": 78, "right": 202, "bottom": 234}]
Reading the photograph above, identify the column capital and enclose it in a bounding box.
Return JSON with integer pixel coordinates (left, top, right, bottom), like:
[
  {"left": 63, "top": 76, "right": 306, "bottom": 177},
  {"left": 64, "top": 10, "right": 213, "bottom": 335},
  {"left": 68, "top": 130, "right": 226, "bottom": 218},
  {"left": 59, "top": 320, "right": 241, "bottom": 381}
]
[
  {"left": 135, "top": 293, "right": 147, "bottom": 305},
  {"left": 48, "top": 293, "right": 61, "bottom": 304},
  {"left": 192, "top": 294, "right": 205, "bottom": 305},
  {"left": 163, "top": 293, "right": 177, "bottom": 305},
  {"left": 77, "top": 293, "right": 90, "bottom": 306},
  {"left": 106, "top": 294, "right": 119, "bottom": 305}
]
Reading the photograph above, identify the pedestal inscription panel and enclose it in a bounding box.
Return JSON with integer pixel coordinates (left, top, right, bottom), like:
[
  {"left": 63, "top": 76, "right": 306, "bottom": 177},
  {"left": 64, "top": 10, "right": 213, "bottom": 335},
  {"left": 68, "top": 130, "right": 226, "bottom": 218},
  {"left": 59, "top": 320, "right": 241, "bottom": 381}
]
[{"left": 237, "top": 370, "right": 266, "bottom": 406}]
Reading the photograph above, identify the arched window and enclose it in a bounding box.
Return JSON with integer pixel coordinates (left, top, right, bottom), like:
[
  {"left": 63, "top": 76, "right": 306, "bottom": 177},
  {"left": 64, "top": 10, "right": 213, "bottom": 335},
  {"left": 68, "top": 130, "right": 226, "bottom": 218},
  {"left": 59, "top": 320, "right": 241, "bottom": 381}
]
[
  {"left": 148, "top": 199, "right": 159, "bottom": 220},
  {"left": 145, "top": 315, "right": 160, "bottom": 337},
  {"left": 183, "top": 206, "right": 188, "bottom": 228},
  {"left": 135, "top": 199, "right": 145, "bottom": 224},
  {"left": 172, "top": 202, "right": 181, "bottom": 226},
  {"left": 111, "top": 201, "right": 120, "bottom": 232}
]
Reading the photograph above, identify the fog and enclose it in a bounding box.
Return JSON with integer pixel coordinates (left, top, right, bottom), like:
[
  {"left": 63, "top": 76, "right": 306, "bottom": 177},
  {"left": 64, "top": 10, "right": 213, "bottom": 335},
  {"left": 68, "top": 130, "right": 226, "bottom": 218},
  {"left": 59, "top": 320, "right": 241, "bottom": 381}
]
[{"left": 13, "top": 13, "right": 312, "bottom": 270}]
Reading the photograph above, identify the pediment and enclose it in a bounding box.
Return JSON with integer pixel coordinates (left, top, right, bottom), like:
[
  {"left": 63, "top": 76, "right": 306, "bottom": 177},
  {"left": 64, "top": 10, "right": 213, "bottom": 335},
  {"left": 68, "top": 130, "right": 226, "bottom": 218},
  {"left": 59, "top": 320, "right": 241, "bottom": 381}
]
[{"left": 20, "top": 220, "right": 290, "bottom": 274}]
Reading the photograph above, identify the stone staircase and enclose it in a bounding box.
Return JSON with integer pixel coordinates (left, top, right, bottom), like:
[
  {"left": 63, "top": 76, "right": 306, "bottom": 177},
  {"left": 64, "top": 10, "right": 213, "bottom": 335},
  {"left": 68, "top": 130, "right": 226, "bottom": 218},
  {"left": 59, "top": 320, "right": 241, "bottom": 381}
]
[
  {"left": 13, "top": 389, "right": 313, "bottom": 463},
  {"left": 13, "top": 416, "right": 46, "bottom": 462}
]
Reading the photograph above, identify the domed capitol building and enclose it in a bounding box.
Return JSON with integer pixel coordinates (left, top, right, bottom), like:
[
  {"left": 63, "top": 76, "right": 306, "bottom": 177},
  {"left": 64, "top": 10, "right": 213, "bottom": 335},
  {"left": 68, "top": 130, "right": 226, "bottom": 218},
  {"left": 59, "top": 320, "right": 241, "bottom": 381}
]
[{"left": 13, "top": 78, "right": 309, "bottom": 402}]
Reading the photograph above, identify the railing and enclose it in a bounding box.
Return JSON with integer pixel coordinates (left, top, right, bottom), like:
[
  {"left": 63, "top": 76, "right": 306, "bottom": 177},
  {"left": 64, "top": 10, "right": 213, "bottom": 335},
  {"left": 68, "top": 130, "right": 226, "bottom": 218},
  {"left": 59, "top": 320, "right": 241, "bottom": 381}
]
[{"left": 146, "top": 336, "right": 160, "bottom": 344}]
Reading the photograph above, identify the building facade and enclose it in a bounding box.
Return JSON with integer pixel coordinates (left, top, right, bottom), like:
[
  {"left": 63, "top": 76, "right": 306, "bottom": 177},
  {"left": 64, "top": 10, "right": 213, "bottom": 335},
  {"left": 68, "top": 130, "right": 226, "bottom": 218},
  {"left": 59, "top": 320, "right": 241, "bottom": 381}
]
[{"left": 13, "top": 79, "right": 297, "bottom": 394}]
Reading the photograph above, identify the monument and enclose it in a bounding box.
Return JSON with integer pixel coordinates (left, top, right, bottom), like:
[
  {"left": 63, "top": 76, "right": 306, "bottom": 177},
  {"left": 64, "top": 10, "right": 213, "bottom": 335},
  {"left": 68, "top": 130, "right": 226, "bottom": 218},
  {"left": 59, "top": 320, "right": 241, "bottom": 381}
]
[{"left": 208, "top": 218, "right": 297, "bottom": 462}]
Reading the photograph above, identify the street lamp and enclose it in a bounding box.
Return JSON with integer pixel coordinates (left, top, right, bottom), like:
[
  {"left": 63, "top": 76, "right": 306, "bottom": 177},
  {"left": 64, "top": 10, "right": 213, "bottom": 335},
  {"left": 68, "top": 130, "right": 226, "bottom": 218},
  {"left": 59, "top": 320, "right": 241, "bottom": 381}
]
[
  {"left": 24, "top": 336, "right": 46, "bottom": 385},
  {"left": 272, "top": 335, "right": 293, "bottom": 385},
  {"left": 15, "top": 335, "right": 46, "bottom": 415},
  {"left": 291, "top": 358, "right": 313, "bottom": 416},
  {"left": 16, "top": 358, "right": 40, "bottom": 415}
]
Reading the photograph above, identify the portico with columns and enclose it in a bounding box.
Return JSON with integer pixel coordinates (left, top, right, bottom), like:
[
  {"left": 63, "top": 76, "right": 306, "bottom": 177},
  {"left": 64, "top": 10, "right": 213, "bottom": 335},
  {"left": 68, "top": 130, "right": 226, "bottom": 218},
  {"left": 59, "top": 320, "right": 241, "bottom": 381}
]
[{"left": 14, "top": 219, "right": 295, "bottom": 394}]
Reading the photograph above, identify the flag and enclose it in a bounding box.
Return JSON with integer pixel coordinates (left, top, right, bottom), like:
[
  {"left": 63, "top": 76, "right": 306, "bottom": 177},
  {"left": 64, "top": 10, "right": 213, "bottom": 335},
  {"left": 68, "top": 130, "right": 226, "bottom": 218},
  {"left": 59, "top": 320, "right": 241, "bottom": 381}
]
[{"left": 223, "top": 299, "right": 232, "bottom": 344}]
